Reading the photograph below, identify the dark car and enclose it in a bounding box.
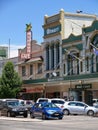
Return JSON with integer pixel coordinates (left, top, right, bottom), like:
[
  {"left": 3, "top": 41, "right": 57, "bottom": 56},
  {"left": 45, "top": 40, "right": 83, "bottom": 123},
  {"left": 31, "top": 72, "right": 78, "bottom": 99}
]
[
  {"left": 0, "top": 99, "right": 28, "bottom": 117},
  {"left": 30, "top": 102, "right": 64, "bottom": 120}
]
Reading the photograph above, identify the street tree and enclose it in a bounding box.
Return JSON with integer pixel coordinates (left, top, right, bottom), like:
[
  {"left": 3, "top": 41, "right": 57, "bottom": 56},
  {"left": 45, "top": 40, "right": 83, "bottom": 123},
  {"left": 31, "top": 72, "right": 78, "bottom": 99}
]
[{"left": 0, "top": 61, "right": 22, "bottom": 98}]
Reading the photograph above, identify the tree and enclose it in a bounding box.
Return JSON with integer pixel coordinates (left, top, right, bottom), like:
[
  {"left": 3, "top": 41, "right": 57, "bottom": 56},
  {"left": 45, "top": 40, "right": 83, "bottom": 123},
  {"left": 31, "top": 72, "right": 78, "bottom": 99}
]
[{"left": 0, "top": 61, "right": 22, "bottom": 98}]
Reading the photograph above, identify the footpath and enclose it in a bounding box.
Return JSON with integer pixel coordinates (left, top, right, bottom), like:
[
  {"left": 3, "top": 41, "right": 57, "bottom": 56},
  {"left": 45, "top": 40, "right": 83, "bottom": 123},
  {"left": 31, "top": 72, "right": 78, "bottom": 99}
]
[{"left": 0, "top": 116, "right": 42, "bottom": 122}]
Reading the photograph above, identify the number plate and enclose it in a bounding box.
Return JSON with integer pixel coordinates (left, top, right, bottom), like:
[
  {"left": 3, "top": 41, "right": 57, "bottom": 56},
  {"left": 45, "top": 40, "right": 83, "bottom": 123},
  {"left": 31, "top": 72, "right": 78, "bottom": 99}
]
[{"left": 19, "top": 112, "right": 23, "bottom": 114}]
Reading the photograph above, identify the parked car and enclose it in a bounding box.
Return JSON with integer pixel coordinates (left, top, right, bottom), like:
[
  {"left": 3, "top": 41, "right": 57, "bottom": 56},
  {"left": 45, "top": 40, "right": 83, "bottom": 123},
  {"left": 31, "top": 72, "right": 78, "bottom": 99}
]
[
  {"left": 92, "top": 99, "right": 98, "bottom": 106},
  {"left": 0, "top": 99, "right": 28, "bottom": 117},
  {"left": 17, "top": 99, "right": 34, "bottom": 111},
  {"left": 62, "top": 101, "right": 98, "bottom": 116},
  {"left": 30, "top": 102, "right": 64, "bottom": 120},
  {"left": 51, "top": 98, "right": 66, "bottom": 109},
  {"left": 36, "top": 98, "right": 51, "bottom": 103},
  {"left": 24, "top": 100, "right": 35, "bottom": 111}
]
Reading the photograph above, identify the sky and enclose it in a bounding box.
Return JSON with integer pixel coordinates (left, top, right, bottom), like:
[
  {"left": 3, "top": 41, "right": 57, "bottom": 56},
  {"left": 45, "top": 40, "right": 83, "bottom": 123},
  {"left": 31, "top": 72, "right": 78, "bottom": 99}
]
[{"left": 0, "top": 0, "right": 98, "bottom": 58}]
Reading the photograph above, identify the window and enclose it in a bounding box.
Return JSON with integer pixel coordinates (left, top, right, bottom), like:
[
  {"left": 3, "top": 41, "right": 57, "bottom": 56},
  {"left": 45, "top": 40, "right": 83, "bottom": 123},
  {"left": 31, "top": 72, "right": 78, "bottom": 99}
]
[
  {"left": 22, "top": 66, "right": 26, "bottom": 76},
  {"left": 76, "top": 103, "right": 85, "bottom": 107},
  {"left": 86, "top": 57, "right": 89, "bottom": 71},
  {"left": 51, "top": 100, "right": 65, "bottom": 104},
  {"left": 56, "top": 43, "right": 60, "bottom": 68},
  {"left": 38, "top": 63, "right": 42, "bottom": 74},
  {"left": 63, "top": 64, "right": 66, "bottom": 74},
  {"left": 46, "top": 46, "right": 49, "bottom": 70},
  {"left": 68, "top": 102, "right": 76, "bottom": 106},
  {"left": 30, "top": 64, "right": 33, "bottom": 75},
  {"left": 80, "top": 61, "right": 83, "bottom": 72},
  {"left": 51, "top": 45, "right": 54, "bottom": 69}
]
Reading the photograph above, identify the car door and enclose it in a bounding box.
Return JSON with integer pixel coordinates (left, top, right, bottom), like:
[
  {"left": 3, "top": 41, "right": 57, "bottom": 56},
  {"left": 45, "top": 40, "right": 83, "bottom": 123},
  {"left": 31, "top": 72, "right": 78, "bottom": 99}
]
[
  {"left": 33, "top": 103, "right": 43, "bottom": 117},
  {"left": 67, "top": 102, "right": 77, "bottom": 114},
  {"left": 1, "top": 102, "right": 8, "bottom": 116},
  {"left": 76, "top": 102, "right": 85, "bottom": 114}
]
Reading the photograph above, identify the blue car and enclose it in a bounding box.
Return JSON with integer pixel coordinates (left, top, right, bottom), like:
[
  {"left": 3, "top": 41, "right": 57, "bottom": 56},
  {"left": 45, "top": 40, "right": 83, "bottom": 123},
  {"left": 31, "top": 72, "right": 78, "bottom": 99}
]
[{"left": 30, "top": 102, "right": 64, "bottom": 120}]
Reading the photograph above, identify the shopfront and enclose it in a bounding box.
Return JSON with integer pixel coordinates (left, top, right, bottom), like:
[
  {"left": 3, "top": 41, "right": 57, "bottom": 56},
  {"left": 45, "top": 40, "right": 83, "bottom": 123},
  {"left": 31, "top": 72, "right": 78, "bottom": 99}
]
[{"left": 20, "top": 84, "right": 45, "bottom": 102}]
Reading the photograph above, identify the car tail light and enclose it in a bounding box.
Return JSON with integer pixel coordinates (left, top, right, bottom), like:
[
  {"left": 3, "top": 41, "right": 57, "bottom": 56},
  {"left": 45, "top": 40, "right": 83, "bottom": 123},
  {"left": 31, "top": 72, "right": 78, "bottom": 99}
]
[{"left": 61, "top": 105, "right": 64, "bottom": 108}]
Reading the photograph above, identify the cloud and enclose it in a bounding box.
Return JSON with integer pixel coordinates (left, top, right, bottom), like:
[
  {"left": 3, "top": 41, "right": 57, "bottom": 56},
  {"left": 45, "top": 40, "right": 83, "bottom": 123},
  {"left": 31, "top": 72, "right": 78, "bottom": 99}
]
[{"left": 10, "top": 45, "right": 25, "bottom": 58}]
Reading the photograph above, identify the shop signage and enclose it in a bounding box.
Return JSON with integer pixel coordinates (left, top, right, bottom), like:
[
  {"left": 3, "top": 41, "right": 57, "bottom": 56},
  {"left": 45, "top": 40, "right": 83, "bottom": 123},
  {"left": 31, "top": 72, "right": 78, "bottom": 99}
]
[
  {"left": 20, "top": 53, "right": 30, "bottom": 59},
  {"left": 26, "top": 87, "right": 44, "bottom": 93},
  {"left": 75, "top": 84, "right": 92, "bottom": 89},
  {"left": 48, "top": 77, "right": 64, "bottom": 82},
  {"left": 44, "top": 25, "right": 61, "bottom": 36},
  {"left": 20, "top": 28, "right": 32, "bottom": 60},
  {"left": 26, "top": 31, "right": 32, "bottom": 54}
]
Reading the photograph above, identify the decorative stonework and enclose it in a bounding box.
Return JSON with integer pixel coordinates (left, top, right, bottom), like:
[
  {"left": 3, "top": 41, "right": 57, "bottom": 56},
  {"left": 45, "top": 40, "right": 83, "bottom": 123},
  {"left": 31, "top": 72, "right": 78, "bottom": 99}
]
[{"left": 26, "top": 23, "right": 32, "bottom": 32}]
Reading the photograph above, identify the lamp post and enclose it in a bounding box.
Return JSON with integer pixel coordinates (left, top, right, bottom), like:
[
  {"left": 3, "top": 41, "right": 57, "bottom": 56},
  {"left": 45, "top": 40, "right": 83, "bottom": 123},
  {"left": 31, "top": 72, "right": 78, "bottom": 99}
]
[
  {"left": 79, "top": 80, "right": 85, "bottom": 102},
  {"left": 64, "top": 48, "right": 84, "bottom": 101}
]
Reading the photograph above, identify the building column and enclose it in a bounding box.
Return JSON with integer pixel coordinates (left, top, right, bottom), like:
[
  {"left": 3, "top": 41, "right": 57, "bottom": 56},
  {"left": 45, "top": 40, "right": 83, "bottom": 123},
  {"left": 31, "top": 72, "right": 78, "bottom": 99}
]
[
  {"left": 59, "top": 41, "right": 63, "bottom": 77},
  {"left": 82, "top": 30, "right": 86, "bottom": 73},
  {"left": 44, "top": 46, "right": 46, "bottom": 76}
]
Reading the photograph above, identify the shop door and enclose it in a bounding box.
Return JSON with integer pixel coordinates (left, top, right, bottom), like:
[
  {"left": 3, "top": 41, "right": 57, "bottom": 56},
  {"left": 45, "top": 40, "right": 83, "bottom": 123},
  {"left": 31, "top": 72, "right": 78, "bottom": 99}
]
[{"left": 85, "top": 90, "right": 93, "bottom": 106}]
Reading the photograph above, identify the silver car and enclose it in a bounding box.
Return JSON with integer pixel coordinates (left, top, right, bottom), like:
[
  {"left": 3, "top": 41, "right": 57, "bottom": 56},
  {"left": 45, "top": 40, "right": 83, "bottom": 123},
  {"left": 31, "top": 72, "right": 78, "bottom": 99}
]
[{"left": 63, "top": 101, "right": 98, "bottom": 116}]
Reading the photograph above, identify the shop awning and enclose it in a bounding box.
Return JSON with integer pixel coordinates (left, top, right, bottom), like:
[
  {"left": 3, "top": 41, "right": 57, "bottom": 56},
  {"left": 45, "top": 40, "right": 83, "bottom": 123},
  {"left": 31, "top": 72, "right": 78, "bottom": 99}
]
[
  {"left": 27, "top": 57, "right": 42, "bottom": 63},
  {"left": 16, "top": 57, "right": 42, "bottom": 65},
  {"left": 16, "top": 61, "right": 25, "bottom": 65}
]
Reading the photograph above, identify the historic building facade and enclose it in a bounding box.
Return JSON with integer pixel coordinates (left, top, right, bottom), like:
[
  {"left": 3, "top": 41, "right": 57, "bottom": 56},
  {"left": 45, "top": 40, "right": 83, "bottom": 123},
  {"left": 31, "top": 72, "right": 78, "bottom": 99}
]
[
  {"left": 62, "top": 20, "right": 98, "bottom": 105},
  {"left": 20, "top": 10, "right": 98, "bottom": 104},
  {"left": 17, "top": 24, "right": 44, "bottom": 100},
  {"left": 41, "top": 9, "right": 97, "bottom": 103}
]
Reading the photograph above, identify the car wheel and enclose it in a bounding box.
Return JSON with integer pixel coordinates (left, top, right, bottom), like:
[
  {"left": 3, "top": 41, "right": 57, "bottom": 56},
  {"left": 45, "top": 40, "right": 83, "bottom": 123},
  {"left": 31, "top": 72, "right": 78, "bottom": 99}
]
[
  {"left": 7, "top": 112, "right": 11, "bottom": 117},
  {"left": 87, "top": 110, "right": 94, "bottom": 116},
  {"left": 59, "top": 117, "right": 63, "bottom": 120},
  {"left": 30, "top": 112, "right": 35, "bottom": 118},
  {"left": 63, "top": 109, "right": 69, "bottom": 115},
  {"left": 24, "top": 113, "right": 28, "bottom": 118},
  {"left": 42, "top": 113, "right": 46, "bottom": 120}
]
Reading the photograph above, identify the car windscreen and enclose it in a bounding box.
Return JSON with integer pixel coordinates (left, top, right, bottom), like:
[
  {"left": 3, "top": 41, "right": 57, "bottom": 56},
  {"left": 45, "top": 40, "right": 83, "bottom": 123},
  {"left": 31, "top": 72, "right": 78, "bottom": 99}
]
[
  {"left": 39, "top": 99, "right": 48, "bottom": 103},
  {"left": 7, "top": 101, "right": 19, "bottom": 107},
  {"left": 44, "top": 103, "right": 58, "bottom": 108},
  {"left": 51, "top": 100, "right": 65, "bottom": 104}
]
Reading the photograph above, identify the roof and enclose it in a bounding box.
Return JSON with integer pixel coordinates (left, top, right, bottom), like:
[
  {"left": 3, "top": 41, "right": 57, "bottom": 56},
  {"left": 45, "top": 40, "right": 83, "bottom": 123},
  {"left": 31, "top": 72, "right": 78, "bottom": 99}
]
[
  {"left": 17, "top": 57, "right": 42, "bottom": 65},
  {"left": 27, "top": 57, "right": 42, "bottom": 63}
]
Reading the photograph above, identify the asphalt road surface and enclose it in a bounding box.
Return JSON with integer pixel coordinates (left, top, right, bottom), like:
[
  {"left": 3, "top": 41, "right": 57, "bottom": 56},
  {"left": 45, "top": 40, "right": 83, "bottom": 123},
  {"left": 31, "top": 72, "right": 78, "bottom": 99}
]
[{"left": 0, "top": 115, "right": 98, "bottom": 130}]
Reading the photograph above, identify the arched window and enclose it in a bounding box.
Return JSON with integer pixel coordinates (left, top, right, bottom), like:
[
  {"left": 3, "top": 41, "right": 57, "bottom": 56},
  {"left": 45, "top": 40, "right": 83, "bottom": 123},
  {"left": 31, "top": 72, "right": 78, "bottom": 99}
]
[
  {"left": 91, "top": 54, "right": 94, "bottom": 73},
  {"left": 86, "top": 57, "right": 89, "bottom": 71},
  {"left": 51, "top": 44, "right": 54, "bottom": 69},
  {"left": 46, "top": 45, "right": 49, "bottom": 70},
  {"left": 56, "top": 43, "right": 60, "bottom": 68}
]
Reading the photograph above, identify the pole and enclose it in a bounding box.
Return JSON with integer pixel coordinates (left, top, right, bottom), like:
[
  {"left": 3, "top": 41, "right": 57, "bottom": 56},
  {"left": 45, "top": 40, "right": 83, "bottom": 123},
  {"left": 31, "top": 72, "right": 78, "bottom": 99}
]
[
  {"left": 64, "top": 48, "right": 83, "bottom": 61},
  {"left": 9, "top": 39, "right": 10, "bottom": 59},
  {"left": 90, "top": 43, "right": 98, "bottom": 50}
]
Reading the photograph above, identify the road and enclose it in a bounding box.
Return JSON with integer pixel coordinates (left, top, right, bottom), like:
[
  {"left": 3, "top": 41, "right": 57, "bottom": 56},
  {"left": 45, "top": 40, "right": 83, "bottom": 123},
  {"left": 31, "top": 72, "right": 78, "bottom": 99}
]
[{"left": 0, "top": 115, "right": 98, "bottom": 130}]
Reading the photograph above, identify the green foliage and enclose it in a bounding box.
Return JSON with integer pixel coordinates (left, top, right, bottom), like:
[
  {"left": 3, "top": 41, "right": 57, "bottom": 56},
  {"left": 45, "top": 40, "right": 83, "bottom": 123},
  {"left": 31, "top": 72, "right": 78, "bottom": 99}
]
[{"left": 0, "top": 61, "right": 22, "bottom": 98}]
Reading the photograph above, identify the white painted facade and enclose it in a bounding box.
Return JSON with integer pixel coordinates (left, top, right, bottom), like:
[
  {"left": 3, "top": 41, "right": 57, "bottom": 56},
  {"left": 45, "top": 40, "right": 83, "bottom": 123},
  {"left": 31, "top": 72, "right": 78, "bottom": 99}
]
[
  {"left": 64, "top": 13, "right": 97, "bottom": 38},
  {"left": 43, "top": 9, "right": 97, "bottom": 78}
]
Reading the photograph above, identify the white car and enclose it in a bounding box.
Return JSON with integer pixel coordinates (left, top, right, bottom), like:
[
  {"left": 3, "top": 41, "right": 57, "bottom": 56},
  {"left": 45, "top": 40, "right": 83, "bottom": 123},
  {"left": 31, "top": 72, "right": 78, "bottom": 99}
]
[
  {"left": 36, "top": 98, "right": 66, "bottom": 109},
  {"left": 51, "top": 98, "right": 66, "bottom": 109},
  {"left": 62, "top": 101, "right": 98, "bottom": 116},
  {"left": 93, "top": 99, "right": 98, "bottom": 106},
  {"left": 36, "top": 98, "right": 51, "bottom": 103}
]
